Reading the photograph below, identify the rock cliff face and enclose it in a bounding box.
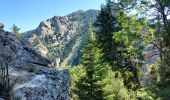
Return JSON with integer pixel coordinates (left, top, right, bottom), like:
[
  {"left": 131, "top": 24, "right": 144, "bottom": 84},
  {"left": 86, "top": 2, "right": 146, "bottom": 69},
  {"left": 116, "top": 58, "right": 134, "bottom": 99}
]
[
  {"left": 23, "top": 10, "right": 98, "bottom": 67},
  {"left": 0, "top": 25, "right": 70, "bottom": 100}
]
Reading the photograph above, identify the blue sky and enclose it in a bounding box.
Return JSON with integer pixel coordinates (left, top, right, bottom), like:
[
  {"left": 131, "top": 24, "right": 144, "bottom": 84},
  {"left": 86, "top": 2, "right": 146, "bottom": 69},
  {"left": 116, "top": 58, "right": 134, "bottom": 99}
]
[{"left": 0, "top": 0, "right": 105, "bottom": 32}]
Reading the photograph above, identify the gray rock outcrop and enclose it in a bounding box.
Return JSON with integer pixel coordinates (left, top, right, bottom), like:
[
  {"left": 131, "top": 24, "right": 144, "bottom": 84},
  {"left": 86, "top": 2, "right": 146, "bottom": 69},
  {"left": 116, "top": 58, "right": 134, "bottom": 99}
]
[
  {"left": 0, "top": 26, "right": 70, "bottom": 100},
  {"left": 0, "top": 23, "right": 4, "bottom": 31},
  {"left": 0, "top": 23, "right": 4, "bottom": 28}
]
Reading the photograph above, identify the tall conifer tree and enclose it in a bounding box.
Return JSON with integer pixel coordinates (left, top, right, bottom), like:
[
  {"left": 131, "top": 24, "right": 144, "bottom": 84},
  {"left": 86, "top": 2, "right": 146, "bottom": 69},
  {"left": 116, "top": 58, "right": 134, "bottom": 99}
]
[
  {"left": 94, "top": 0, "right": 145, "bottom": 90},
  {"left": 94, "top": 0, "right": 121, "bottom": 67},
  {"left": 75, "top": 22, "right": 108, "bottom": 100}
]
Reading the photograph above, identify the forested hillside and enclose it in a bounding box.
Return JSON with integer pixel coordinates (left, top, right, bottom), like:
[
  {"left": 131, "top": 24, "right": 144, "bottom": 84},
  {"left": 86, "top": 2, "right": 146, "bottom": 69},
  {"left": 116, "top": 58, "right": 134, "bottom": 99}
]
[
  {"left": 60, "top": 0, "right": 170, "bottom": 99},
  {"left": 22, "top": 10, "right": 98, "bottom": 67},
  {"left": 0, "top": 0, "right": 170, "bottom": 100}
]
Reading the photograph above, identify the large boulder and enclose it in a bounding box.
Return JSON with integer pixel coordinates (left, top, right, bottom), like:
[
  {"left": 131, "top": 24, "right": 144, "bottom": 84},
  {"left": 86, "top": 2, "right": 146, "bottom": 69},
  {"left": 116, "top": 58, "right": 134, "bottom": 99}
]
[
  {"left": 0, "top": 23, "right": 4, "bottom": 31},
  {"left": 0, "top": 23, "right": 4, "bottom": 28},
  {"left": 10, "top": 68, "right": 70, "bottom": 100},
  {"left": 0, "top": 28, "right": 70, "bottom": 100}
]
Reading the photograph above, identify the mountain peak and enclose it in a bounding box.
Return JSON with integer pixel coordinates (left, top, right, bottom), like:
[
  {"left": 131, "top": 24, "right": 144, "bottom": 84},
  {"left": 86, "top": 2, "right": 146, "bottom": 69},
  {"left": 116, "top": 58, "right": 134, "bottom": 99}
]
[{"left": 22, "top": 9, "right": 98, "bottom": 67}]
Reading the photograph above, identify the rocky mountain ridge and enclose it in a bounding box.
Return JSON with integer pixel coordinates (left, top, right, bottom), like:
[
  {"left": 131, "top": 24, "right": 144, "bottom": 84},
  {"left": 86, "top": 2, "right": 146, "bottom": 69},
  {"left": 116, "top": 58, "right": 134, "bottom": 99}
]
[{"left": 23, "top": 9, "right": 99, "bottom": 67}]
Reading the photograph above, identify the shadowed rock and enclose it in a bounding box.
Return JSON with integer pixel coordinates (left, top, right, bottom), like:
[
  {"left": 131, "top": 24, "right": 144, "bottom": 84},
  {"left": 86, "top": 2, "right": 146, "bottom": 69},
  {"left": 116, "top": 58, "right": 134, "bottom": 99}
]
[
  {"left": 0, "top": 23, "right": 4, "bottom": 28},
  {"left": 0, "top": 29, "right": 70, "bottom": 100},
  {"left": 0, "top": 23, "right": 4, "bottom": 31}
]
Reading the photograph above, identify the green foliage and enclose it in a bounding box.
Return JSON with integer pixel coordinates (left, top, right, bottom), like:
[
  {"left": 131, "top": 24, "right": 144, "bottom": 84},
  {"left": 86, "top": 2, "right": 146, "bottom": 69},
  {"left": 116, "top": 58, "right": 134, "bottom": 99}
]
[
  {"left": 58, "top": 65, "right": 85, "bottom": 100},
  {"left": 46, "top": 44, "right": 60, "bottom": 61},
  {"left": 113, "top": 13, "right": 151, "bottom": 90},
  {"left": 94, "top": 0, "right": 146, "bottom": 91},
  {"left": 150, "top": 63, "right": 160, "bottom": 82},
  {"left": 32, "top": 37, "right": 45, "bottom": 47},
  {"left": 143, "top": 1, "right": 170, "bottom": 99},
  {"left": 41, "top": 0, "right": 170, "bottom": 99},
  {"left": 60, "top": 65, "right": 133, "bottom": 100},
  {"left": 61, "top": 0, "right": 170, "bottom": 99},
  {"left": 94, "top": 0, "right": 121, "bottom": 66},
  {"left": 58, "top": 22, "right": 133, "bottom": 100},
  {"left": 11, "top": 24, "right": 21, "bottom": 39},
  {"left": 0, "top": 63, "right": 10, "bottom": 99},
  {"left": 103, "top": 70, "right": 131, "bottom": 100},
  {"left": 0, "top": 64, "right": 4, "bottom": 84},
  {"left": 75, "top": 23, "right": 107, "bottom": 100},
  {"left": 137, "top": 88, "right": 155, "bottom": 100},
  {"left": 46, "top": 23, "right": 83, "bottom": 63},
  {"left": 124, "top": 0, "right": 170, "bottom": 99},
  {"left": 136, "top": 82, "right": 170, "bottom": 100},
  {"left": 61, "top": 0, "right": 169, "bottom": 99}
]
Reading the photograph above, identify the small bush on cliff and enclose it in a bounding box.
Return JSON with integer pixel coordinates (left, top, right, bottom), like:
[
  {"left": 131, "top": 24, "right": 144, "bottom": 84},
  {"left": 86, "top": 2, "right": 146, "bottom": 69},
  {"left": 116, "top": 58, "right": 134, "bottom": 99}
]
[{"left": 11, "top": 24, "right": 21, "bottom": 39}]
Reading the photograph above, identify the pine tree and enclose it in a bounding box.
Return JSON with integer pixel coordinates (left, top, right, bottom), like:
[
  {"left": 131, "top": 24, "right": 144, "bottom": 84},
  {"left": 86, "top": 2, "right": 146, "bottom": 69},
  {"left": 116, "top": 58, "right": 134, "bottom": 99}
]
[
  {"left": 103, "top": 70, "right": 131, "bottom": 100},
  {"left": 114, "top": 14, "right": 146, "bottom": 90},
  {"left": 11, "top": 24, "right": 20, "bottom": 39},
  {"left": 94, "top": 0, "right": 121, "bottom": 67},
  {"left": 75, "top": 22, "right": 108, "bottom": 100},
  {"left": 94, "top": 0, "right": 146, "bottom": 91}
]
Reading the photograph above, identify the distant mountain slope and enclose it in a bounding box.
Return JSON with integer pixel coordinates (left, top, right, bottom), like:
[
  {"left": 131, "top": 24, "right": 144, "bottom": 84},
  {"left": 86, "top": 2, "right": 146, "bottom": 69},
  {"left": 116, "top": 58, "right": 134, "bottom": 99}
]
[{"left": 23, "top": 9, "right": 99, "bottom": 67}]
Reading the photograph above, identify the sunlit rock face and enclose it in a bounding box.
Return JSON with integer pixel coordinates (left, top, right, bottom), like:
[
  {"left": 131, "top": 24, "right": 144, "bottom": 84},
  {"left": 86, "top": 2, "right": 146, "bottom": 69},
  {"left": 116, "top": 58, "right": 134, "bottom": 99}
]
[
  {"left": 23, "top": 10, "right": 99, "bottom": 67},
  {"left": 11, "top": 70, "right": 70, "bottom": 100},
  {"left": 0, "top": 26, "right": 70, "bottom": 100}
]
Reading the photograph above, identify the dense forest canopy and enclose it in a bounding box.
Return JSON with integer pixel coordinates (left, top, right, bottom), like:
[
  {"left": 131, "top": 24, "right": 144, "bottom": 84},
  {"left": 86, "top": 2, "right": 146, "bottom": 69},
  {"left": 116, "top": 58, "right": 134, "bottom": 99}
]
[{"left": 62, "top": 0, "right": 170, "bottom": 99}]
